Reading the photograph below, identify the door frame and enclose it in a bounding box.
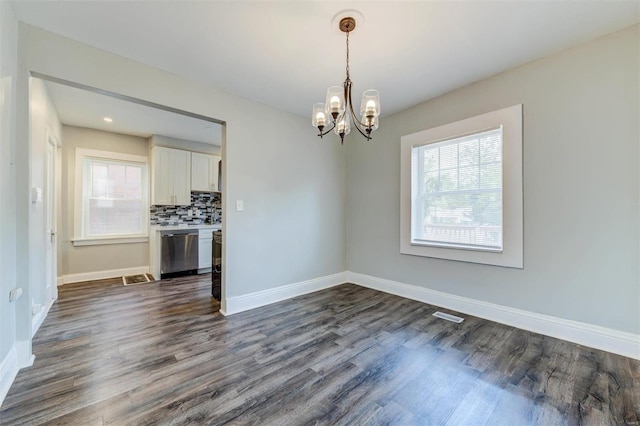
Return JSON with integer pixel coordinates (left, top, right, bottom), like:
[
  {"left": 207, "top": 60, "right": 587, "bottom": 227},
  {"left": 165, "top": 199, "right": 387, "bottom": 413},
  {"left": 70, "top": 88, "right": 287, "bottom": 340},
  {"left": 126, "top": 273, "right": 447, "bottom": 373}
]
[{"left": 45, "top": 129, "right": 60, "bottom": 302}]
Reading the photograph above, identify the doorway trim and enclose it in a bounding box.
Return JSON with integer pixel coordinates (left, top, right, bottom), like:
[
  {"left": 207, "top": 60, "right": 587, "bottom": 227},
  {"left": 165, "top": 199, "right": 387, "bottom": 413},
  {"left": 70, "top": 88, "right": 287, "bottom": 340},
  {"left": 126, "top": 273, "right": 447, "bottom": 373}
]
[{"left": 30, "top": 72, "right": 225, "bottom": 125}]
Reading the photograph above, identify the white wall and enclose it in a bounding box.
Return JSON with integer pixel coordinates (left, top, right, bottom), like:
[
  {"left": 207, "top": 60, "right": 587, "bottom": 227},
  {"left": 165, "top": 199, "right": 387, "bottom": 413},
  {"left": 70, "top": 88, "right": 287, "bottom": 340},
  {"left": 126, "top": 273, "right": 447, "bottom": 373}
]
[
  {"left": 0, "top": 0, "right": 18, "bottom": 368},
  {"left": 16, "top": 23, "right": 346, "bottom": 312},
  {"left": 347, "top": 25, "right": 640, "bottom": 334},
  {"left": 60, "top": 125, "right": 149, "bottom": 278}
]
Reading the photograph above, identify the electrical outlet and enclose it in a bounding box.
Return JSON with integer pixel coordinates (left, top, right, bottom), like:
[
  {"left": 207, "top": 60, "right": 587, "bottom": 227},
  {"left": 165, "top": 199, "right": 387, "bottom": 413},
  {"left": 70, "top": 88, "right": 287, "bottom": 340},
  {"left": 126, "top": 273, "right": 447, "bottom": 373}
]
[
  {"left": 9, "top": 288, "right": 23, "bottom": 302},
  {"left": 236, "top": 200, "right": 244, "bottom": 212}
]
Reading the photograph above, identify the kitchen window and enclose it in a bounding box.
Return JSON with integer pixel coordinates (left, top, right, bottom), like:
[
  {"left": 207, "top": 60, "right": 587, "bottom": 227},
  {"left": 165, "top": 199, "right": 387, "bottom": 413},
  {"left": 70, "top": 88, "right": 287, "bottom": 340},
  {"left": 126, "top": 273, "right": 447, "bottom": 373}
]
[
  {"left": 73, "top": 149, "right": 149, "bottom": 246},
  {"left": 400, "top": 105, "right": 523, "bottom": 268}
]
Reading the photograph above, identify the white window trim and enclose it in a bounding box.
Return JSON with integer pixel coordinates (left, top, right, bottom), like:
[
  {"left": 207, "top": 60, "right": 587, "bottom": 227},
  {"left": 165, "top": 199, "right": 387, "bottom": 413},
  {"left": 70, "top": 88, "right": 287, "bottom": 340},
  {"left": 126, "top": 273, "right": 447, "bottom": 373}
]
[
  {"left": 73, "top": 148, "right": 149, "bottom": 247},
  {"left": 400, "top": 104, "right": 523, "bottom": 268}
]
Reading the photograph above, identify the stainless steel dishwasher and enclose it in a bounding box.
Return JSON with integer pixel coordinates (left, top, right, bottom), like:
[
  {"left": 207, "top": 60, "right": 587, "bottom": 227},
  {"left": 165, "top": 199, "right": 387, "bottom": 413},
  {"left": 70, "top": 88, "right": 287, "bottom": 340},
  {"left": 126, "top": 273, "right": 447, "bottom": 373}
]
[{"left": 160, "top": 230, "right": 199, "bottom": 277}]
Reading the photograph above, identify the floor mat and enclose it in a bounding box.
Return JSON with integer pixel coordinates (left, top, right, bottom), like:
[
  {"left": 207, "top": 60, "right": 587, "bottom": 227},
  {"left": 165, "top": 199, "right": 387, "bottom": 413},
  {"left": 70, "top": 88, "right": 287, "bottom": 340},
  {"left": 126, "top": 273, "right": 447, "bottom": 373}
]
[{"left": 122, "top": 274, "right": 155, "bottom": 285}]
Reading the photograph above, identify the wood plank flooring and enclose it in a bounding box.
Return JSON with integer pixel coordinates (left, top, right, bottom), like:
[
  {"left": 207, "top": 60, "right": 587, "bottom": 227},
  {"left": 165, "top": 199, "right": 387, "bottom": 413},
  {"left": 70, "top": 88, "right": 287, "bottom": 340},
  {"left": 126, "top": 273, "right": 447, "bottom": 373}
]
[{"left": 1, "top": 275, "right": 638, "bottom": 425}]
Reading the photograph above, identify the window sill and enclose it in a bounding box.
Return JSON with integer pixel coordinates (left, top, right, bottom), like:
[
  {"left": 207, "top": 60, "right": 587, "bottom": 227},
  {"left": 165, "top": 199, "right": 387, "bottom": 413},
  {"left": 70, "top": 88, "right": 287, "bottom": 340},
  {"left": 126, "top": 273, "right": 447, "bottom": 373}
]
[
  {"left": 411, "top": 240, "right": 503, "bottom": 253},
  {"left": 72, "top": 236, "right": 149, "bottom": 247}
]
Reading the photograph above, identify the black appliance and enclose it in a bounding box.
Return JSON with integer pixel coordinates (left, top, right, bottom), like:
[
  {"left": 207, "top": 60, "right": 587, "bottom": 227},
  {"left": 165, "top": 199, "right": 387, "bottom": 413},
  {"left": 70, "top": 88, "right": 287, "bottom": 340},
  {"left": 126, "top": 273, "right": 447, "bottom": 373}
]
[{"left": 212, "top": 230, "right": 222, "bottom": 300}]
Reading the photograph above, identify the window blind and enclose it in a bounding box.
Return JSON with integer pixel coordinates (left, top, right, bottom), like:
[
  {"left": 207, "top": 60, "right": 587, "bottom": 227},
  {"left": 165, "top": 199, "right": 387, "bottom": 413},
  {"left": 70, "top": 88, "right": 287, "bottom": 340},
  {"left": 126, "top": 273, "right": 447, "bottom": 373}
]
[
  {"left": 83, "top": 158, "right": 147, "bottom": 237},
  {"left": 413, "top": 127, "right": 503, "bottom": 250}
]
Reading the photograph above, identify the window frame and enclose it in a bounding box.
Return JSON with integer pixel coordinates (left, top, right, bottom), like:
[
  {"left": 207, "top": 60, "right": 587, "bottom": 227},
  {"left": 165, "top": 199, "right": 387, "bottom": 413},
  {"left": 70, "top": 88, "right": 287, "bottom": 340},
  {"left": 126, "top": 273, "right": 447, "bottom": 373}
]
[
  {"left": 400, "top": 104, "right": 523, "bottom": 268},
  {"left": 72, "top": 148, "right": 149, "bottom": 247}
]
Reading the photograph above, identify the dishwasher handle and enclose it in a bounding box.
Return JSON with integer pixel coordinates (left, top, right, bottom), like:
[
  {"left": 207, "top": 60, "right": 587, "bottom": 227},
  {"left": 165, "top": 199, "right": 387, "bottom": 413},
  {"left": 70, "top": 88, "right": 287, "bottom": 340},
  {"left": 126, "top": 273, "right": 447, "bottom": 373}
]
[{"left": 161, "top": 231, "right": 199, "bottom": 237}]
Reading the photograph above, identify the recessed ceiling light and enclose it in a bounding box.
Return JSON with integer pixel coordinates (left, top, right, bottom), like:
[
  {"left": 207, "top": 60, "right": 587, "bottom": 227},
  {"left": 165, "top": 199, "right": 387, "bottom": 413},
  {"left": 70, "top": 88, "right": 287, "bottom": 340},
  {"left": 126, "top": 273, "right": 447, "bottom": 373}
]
[{"left": 103, "top": 117, "right": 113, "bottom": 123}]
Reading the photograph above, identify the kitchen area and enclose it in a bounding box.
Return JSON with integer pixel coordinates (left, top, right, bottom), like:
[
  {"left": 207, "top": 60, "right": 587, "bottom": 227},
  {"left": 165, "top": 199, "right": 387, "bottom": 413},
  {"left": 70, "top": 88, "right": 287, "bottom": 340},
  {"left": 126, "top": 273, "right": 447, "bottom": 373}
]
[
  {"left": 147, "top": 139, "right": 223, "bottom": 300},
  {"left": 37, "top": 77, "right": 226, "bottom": 302}
]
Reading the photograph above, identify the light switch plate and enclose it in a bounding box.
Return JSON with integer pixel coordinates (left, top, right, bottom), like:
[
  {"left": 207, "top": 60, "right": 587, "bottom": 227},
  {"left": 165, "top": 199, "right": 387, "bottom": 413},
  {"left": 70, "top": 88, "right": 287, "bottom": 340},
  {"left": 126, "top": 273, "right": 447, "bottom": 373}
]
[{"left": 236, "top": 200, "right": 244, "bottom": 212}]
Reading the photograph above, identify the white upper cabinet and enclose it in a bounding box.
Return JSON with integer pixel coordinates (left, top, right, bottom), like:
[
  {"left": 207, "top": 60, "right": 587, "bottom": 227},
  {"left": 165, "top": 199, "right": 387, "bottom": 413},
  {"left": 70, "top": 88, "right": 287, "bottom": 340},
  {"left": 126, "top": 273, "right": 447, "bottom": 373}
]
[
  {"left": 151, "top": 147, "right": 192, "bottom": 205},
  {"left": 172, "top": 149, "right": 192, "bottom": 205},
  {"left": 191, "top": 152, "right": 220, "bottom": 192}
]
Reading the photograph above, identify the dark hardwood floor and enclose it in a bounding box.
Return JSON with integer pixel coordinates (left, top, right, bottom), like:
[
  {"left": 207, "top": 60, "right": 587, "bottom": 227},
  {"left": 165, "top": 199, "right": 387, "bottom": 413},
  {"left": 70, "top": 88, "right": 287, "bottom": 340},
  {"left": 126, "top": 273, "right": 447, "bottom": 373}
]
[{"left": 1, "top": 275, "right": 638, "bottom": 425}]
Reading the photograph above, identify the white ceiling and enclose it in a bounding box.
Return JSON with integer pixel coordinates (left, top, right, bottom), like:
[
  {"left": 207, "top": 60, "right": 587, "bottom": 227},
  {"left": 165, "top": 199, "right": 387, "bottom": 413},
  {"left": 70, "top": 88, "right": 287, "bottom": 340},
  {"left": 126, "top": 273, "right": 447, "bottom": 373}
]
[
  {"left": 13, "top": 1, "right": 640, "bottom": 119},
  {"left": 43, "top": 80, "right": 223, "bottom": 145}
]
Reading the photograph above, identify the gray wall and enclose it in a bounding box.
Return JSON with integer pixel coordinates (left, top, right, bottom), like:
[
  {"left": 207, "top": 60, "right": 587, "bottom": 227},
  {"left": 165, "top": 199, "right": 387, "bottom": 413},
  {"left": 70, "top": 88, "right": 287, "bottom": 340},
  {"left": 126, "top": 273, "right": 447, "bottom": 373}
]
[
  {"left": 60, "top": 126, "right": 150, "bottom": 277},
  {"left": 347, "top": 25, "right": 639, "bottom": 334},
  {"left": 0, "top": 0, "right": 18, "bottom": 364},
  {"left": 17, "top": 23, "right": 346, "bottom": 317}
]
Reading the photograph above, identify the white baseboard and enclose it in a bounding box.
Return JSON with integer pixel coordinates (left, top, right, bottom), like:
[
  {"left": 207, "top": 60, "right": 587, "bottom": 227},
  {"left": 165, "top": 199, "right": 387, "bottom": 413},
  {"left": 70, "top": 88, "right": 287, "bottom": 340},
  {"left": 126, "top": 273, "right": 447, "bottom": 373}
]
[
  {"left": 347, "top": 272, "right": 640, "bottom": 360},
  {"left": 0, "top": 346, "right": 18, "bottom": 407},
  {"left": 32, "top": 297, "right": 55, "bottom": 337},
  {"left": 220, "top": 270, "right": 639, "bottom": 359},
  {"left": 15, "top": 340, "right": 34, "bottom": 369},
  {"left": 60, "top": 266, "right": 149, "bottom": 285},
  {"left": 56, "top": 277, "right": 63, "bottom": 286},
  {"left": 223, "top": 272, "right": 347, "bottom": 316}
]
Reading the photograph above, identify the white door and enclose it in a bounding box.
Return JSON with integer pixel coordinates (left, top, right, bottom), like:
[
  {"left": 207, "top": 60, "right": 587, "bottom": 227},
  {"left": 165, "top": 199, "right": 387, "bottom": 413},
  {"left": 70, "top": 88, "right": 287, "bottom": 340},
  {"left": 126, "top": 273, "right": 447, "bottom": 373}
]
[{"left": 46, "top": 137, "right": 58, "bottom": 302}]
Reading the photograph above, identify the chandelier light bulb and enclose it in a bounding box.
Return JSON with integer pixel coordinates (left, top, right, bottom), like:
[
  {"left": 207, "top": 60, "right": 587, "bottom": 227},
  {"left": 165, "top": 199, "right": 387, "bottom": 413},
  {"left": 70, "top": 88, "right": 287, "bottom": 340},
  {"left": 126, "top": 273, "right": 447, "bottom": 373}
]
[
  {"left": 334, "top": 114, "right": 351, "bottom": 144},
  {"left": 330, "top": 96, "right": 341, "bottom": 113},
  {"left": 312, "top": 103, "right": 328, "bottom": 136},
  {"left": 365, "top": 100, "right": 376, "bottom": 114}
]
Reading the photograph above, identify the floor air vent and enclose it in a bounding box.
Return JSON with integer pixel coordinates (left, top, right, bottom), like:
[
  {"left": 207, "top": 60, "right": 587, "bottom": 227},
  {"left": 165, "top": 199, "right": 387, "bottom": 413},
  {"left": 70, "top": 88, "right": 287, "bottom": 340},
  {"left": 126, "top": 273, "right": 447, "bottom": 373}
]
[
  {"left": 122, "top": 274, "right": 154, "bottom": 286},
  {"left": 433, "top": 311, "right": 464, "bottom": 323}
]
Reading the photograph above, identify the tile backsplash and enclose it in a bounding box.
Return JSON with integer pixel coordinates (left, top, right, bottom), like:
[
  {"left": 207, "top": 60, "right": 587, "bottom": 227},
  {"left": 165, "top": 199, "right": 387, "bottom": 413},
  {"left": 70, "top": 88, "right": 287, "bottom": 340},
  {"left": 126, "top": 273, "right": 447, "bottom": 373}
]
[{"left": 150, "top": 192, "right": 221, "bottom": 226}]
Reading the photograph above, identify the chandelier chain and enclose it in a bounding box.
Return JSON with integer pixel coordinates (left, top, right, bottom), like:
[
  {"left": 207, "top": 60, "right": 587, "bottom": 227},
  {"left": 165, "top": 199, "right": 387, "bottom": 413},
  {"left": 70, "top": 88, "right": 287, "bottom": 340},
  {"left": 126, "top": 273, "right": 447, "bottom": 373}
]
[{"left": 345, "top": 30, "right": 350, "bottom": 80}]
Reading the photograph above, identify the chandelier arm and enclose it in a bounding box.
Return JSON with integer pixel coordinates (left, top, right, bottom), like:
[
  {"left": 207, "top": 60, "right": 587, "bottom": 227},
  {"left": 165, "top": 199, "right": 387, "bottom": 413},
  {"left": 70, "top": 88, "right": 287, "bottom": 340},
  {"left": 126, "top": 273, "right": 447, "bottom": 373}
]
[
  {"left": 345, "top": 81, "right": 372, "bottom": 140},
  {"left": 318, "top": 121, "right": 337, "bottom": 137},
  {"left": 349, "top": 110, "right": 372, "bottom": 140}
]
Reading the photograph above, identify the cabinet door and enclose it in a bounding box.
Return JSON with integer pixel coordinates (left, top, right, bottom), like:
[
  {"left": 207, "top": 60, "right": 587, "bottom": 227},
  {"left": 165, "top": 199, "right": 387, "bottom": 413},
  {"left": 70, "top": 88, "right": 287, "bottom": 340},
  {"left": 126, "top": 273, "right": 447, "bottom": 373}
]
[
  {"left": 210, "top": 155, "right": 221, "bottom": 191},
  {"left": 172, "top": 149, "right": 192, "bottom": 205},
  {"left": 151, "top": 147, "right": 173, "bottom": 205},
  {"left": 191, "top": 152, "right": 213, "bottom": 192},
  {"left": 199, "top": 239, "right": 213, "bottom": 269}
]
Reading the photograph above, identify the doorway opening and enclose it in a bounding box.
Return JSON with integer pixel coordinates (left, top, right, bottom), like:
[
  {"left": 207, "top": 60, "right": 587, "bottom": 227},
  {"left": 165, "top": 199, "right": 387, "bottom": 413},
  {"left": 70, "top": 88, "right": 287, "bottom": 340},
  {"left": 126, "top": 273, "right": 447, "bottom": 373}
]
[{"left": 28, "top": 72, "right": 227, "bottom": 331}]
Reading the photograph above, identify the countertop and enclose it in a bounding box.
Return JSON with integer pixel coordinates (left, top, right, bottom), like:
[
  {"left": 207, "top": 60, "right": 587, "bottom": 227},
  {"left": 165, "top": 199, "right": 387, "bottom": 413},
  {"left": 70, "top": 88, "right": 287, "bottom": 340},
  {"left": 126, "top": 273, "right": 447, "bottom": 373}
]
[{"left": 151, "top": 224, "right": 222, "bottom": 232}]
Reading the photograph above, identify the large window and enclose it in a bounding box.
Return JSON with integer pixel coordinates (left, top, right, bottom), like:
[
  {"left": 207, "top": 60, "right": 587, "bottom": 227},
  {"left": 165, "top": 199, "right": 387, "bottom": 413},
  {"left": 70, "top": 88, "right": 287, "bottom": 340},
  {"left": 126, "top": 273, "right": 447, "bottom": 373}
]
[
  {"left": 73, "top": 149, "right": 149, "bottom": 246},
  {"left": 400, "top": 105, "right": 523, "bottom": 268},
  {"left": 414, "top": 127, "right": 503, "bottom": 251}
]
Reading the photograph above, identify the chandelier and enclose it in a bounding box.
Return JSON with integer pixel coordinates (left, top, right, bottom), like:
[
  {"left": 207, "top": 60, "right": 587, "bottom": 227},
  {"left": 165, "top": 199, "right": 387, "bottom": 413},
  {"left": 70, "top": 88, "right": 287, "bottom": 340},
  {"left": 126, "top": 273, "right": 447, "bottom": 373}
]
[{"left": 312, "top": 16, "right": 381, "bottom": 144}]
